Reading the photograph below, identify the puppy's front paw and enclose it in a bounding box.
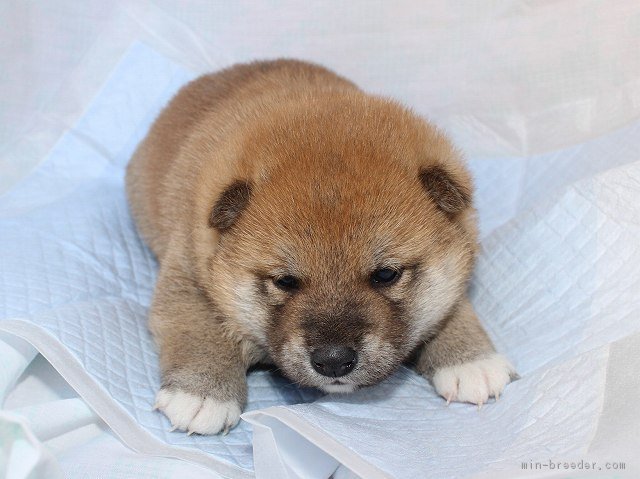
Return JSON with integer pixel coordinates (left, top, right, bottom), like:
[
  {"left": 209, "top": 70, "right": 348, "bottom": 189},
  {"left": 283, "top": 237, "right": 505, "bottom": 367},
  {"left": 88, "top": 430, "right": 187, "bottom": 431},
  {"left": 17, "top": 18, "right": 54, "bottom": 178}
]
[
  {"left": 432, "top": 353, "right": 516, "bottom": 407},
  {"left": 154, "top": 388, "right": 242, "bottom": 435}
]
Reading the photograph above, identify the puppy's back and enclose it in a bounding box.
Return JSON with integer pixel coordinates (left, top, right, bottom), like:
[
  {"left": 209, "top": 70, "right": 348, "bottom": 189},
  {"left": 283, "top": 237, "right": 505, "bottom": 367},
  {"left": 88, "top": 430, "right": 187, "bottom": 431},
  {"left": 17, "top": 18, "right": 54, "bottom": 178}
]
[{"left": 126, "top": 60, "right": 356, "bottom": 258}]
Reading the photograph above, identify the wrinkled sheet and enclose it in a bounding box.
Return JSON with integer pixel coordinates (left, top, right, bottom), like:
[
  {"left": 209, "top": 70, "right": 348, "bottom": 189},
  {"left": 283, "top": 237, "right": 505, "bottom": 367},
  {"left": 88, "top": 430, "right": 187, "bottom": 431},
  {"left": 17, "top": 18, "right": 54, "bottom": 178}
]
[
  {"left": 1, "top": 2, "right": 640, "bottom": 478},
  {"left": 0, "top": 43, "right": 325, "bottom": 479},
  {"left": 245, "top": 155, "right": 640, "bottom": 478}
]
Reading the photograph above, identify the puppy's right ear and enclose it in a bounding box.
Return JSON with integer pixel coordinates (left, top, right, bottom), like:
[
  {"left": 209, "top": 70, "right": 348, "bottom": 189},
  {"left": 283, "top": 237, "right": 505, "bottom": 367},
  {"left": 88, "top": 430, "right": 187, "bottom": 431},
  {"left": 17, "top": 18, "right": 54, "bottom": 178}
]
[
  {"left": 418, "top": 165, "right": 471, "bottom": 215},
  {"left": 208, "top": 180, "right": 253, "bottom": 230}
]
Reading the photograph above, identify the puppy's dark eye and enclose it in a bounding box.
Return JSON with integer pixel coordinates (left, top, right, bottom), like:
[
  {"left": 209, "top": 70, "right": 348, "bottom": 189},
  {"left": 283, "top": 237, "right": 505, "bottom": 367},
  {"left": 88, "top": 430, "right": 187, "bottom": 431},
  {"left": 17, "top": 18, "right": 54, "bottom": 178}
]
[
  {"left": 370, "top": 268, "right": 401, "bottom": 286},
  {"left": 273, "top": 275, "right": 300, "bottom": 291}
]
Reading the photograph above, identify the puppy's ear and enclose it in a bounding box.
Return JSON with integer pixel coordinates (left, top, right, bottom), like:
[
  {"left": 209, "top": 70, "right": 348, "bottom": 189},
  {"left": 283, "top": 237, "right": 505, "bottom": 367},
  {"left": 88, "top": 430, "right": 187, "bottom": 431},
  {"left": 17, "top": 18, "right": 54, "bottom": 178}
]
[
  {"left": 419, "top": 165, "right": 471, "bottom": 214},
  {"left": 209, "top": 180, "right": 253, "bottom": 230}
]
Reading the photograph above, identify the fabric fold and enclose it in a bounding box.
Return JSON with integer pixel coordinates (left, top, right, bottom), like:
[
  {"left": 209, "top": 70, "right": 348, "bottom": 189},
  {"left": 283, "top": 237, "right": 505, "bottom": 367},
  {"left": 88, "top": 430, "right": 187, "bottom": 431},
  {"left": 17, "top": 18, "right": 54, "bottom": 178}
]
[{"left": 1, "top": 41, "right": 639, "bottom": 478}]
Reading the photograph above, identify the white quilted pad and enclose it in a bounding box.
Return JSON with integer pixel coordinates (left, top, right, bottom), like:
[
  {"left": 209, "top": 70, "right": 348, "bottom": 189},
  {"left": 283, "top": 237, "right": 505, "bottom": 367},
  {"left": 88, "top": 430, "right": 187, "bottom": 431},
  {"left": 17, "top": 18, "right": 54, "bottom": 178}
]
[
  {"left": 1, "top": 43, "right": 639, "bottom": 478},
  {"left": 0, "top": 43, "right": 321, "bottom": 479},
  {"left": 245, "top": 158, "right": 640, "bottom": 478}
]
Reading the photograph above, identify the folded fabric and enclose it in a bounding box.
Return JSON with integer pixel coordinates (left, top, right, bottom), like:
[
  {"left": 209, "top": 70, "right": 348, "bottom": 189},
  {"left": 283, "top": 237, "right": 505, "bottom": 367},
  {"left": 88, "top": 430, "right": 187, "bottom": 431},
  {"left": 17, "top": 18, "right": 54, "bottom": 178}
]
[
  {"left": 0, "top": 43, "right": 322, "bottom": 479},
  {"left": 245, "top": 157, "right": 640, "bottom": 477},
  {"left": 1, "top": 43, "right": 639, "bottom": 478}
]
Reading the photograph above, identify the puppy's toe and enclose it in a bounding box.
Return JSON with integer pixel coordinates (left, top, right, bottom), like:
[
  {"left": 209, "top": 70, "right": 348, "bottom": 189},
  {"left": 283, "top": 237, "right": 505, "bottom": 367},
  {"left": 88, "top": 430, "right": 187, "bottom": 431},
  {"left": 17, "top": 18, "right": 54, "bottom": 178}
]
[
  {"left": 432, "top": 353, "right": 516, "bottom": 406},
  {"left": 155, "top": 389, "right": 203, "bottom": 430},
  {"left": 154, "top": 388, "right": 241, "bottom": 435},
  {"left": 188, "top": 398, "right": 242, "bottom": 435}
]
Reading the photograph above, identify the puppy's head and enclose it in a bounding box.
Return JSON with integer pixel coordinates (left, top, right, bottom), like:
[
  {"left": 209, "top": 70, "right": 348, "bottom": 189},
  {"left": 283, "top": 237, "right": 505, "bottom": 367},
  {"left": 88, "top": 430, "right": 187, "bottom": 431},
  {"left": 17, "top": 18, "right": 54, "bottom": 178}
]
[{"left": 200, "top": 96, "right": 477, "bottom": 392}]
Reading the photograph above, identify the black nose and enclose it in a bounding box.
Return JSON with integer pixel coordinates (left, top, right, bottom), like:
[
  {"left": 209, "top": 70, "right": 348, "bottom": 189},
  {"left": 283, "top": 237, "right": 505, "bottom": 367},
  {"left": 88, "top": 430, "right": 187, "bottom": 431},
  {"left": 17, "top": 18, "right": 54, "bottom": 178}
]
[{"left": 310, "top": 345, "right": 357, "bottom": 378}]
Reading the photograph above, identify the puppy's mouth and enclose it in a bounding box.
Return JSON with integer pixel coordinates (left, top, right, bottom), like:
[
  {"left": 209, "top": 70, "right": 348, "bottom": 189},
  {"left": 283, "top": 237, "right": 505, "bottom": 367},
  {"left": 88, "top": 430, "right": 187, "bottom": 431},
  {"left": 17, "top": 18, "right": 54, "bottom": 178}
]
[{"left": 320, "top": 381, "right": 358, "bottom": 394}]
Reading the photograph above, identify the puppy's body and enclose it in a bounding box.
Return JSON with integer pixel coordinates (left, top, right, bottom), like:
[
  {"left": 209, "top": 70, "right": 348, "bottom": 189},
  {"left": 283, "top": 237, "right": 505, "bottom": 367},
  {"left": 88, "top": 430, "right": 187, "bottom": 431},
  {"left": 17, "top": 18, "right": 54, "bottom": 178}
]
[{"left": 127, "top": 60, "right": 515, "bottom": 434}]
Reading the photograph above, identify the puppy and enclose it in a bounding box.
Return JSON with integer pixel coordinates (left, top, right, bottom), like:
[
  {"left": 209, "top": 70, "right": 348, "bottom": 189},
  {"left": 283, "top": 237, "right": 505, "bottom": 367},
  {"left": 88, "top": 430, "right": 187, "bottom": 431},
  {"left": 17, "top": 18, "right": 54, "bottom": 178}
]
[{"left": 126, "top": 59, "right": 516, "bottom": 435}]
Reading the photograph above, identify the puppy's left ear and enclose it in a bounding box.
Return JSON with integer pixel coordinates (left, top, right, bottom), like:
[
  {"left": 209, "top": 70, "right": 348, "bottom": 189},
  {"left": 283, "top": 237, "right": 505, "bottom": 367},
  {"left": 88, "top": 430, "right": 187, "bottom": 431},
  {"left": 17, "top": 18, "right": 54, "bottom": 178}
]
[
  {"left": 209, "top": 180, "right": 253, "bottom": 230},
  {"left": 418, "top": 165, "right": 471, "bottom": 214}
]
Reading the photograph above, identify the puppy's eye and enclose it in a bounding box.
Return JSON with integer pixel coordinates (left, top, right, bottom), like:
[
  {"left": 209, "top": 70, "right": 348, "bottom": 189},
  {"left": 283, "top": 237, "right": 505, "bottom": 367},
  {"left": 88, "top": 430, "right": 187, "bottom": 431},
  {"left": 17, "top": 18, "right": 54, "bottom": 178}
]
[
  {"left": 273, "top": 275, "right": 300, "bottom": 291},
  {"left": 370, "top": 268, "right": 401, "bottom": 286}
]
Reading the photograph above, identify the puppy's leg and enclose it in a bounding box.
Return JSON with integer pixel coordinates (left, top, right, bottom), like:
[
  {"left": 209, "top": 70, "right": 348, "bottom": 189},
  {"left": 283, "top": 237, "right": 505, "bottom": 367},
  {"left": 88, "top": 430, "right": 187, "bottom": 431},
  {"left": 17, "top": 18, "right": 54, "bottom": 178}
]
[
  {"left": 150, "top": 256, "right": 250, "bottom": 435},
  {"left": 416, "top": 298, "right": 516, "bottom": 406}
]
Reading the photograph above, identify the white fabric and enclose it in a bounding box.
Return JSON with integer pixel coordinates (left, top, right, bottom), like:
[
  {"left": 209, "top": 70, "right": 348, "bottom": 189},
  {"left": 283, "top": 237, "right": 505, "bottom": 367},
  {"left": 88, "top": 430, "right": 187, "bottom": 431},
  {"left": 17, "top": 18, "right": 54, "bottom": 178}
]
[
  {"left": 3, "top": 1, "right": 640, "bottom": 195},
  {"left": 0, "top": 43, "right": 323, "bottom": 478},
  {"left": 1, "top": 2, "right": 640, "bottom": 478},
  {"left": 244, "top": 157, "right": 640, "bottom": 477},
  {"left": 1, "top": 338, "right": 223, "bottom": 479}
]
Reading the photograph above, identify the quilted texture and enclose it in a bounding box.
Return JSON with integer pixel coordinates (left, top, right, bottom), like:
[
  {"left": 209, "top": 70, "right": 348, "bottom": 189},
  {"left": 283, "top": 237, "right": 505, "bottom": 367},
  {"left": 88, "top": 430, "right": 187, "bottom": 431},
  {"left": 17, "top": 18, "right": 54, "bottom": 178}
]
[
  {"left": 1, "top": 42, "right": 639, "bottom": 478},
  {"left": 0, "top": 44, "right": 321, "bottom": 478},
  {"left": 247, "top": 158, "right": 640, "bottom": 477}
]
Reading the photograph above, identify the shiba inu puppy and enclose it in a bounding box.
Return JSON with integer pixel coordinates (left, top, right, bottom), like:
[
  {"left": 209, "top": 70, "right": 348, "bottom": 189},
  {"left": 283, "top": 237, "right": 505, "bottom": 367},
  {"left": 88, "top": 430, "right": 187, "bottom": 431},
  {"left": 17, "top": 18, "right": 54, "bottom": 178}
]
[{"left": 126, "top": 59, "right": 516, "bottom": 435}]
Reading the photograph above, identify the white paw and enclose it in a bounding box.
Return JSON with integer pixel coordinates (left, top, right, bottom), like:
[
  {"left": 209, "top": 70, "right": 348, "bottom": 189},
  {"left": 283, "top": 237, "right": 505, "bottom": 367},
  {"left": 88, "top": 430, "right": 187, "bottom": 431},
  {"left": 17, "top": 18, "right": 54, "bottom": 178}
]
[
  {"left": 432, "top": 353, "right": 516, "bottom": 407},
  {"left": 154, "top": 388, "right": 242, "bottom": 435}
]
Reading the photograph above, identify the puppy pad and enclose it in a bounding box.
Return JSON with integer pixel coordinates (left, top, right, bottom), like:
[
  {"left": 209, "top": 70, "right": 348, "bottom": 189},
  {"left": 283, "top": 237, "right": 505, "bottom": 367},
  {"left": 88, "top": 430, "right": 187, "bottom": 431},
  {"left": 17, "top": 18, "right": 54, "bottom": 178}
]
[
  {"left": 0, "top": 43, "right": 322, "bottom": 479},
  {"left": 1, "top": 43, "right": 639, "bottom": 478},
  {"left": 246, "top": 157, "right": 640, "bottom": 478}
]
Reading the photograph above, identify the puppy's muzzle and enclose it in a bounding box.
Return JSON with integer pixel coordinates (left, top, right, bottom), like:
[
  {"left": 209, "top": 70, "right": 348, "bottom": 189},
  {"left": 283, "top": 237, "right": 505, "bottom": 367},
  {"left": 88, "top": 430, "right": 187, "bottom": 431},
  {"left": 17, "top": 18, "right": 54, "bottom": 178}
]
[{"left": 310, "top": 345, "right": 357, "bottom": 378}]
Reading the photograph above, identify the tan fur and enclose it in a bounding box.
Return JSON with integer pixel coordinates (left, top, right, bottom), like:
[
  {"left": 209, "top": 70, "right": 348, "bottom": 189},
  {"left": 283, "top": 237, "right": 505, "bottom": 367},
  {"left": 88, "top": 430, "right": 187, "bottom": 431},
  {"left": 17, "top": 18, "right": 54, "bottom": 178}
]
[{"left": 126, "top": 59, "right": 514, "bottom": 434}]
